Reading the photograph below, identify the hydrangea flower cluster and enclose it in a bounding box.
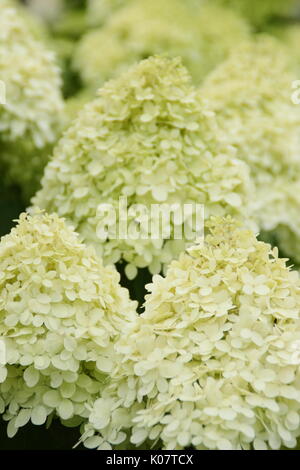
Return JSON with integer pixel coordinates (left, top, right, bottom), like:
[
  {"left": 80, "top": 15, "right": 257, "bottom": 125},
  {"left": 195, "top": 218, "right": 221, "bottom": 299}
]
[
  {"left": 0, "top": 1, "right": 64, "bottom": 198},
  {"left": 74, "top": 0, "right": 203, "bottom": 90},
  {"left": 74, "top": 0, "right": 250, "bottom": 90},
  {"left": 6, "top": 0, "right": 47, "bottom": 40},
  {"left": 33, "top": 56, "right": 254, "bottom": 278},
  {"left": 81, "top": 217, "right": 300, "bottom": 450},
  {"left": 202, "top": 35, "right": 300, "bottom": 261},
  {"left": 0, "top": 211, "right": 137, "bottom": 437}
]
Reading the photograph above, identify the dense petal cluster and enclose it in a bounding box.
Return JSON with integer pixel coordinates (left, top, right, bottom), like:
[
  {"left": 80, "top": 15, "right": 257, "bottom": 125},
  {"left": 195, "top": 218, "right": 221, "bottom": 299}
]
[
  {"left": 0, "top": 1, "right": 64, "bottom": 198},
  {"left": 33, "top": 56, "right": 254, "bottom": 278},
  {"left": 74, "top": 0, "right": 250, "bottom": 90},
  {"left": 81, "top": 217, "right": 300, "bottom": 450},
  {"left": 0, "top": 1, "right": 63, "bottom": 145},
  {"left": 202, "top": 35, "right": 300, "bottom": 261},
  {"left": 5, "top": 0, "right": 48, "bottom": 40},
  {"left": 0, "top": 211, "right": 137, "bottom": 436}
]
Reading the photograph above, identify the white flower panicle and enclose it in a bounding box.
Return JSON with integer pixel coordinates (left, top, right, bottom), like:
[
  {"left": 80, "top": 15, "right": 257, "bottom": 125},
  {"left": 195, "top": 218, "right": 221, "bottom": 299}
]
[
  {"left": 33, "top": 56, "right": 254, "bottom": 278},
  {"left": 0, "top": 1, "right": 64, "bottom": 197},
  {"left": 81, "top": 217, "right": 300, "bottom": 450},
  {"left": 0, "top": 211, "right": 137, "bottom": 437},
  {"left": 0, "top": 1, "right": 63, "bottom": 146},
  {"left": 202, "top": 35, "right": 300, "bottom": 262}
]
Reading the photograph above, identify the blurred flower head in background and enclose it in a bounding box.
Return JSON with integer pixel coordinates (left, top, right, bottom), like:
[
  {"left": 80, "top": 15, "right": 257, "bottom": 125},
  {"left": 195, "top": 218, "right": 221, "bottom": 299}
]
[
  {"left": 202, "top": 35, "right": 300, "bottom": 263},
  {"left": 74, "top": 0, "right": 251, "bottom": 90},
  {"left": 0, "top": 0, "right": 64, "bottom": 199}
]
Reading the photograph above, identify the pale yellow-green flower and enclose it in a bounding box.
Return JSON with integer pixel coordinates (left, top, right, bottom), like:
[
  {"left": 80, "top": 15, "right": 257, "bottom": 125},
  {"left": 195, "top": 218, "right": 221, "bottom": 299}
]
[
  {"left": 0, "top": 1, "right": 63, "bottom": 147},
  {"left": 3, "top": 0, "right": 48, "bottom": 40},
  {"left": 0, "top": 1, "right": 64, "bottom": 198},
  {"left": 74, "top": 0, "right": 203, "bottom": 89},
  {"left": 0, "top": 211, "right": 137, "bottom": 437},
  {"left": 33, "top": 56, "right": 254, "bottom": 278},
  {"left": 81, "top": 217, "right": 300, "bottom": 450},
  {"left": 202, "top": 35, "right": 300, "bottom": 262},
  {"left": 74, "top": 0, "right": 250, "bottom": 90}
]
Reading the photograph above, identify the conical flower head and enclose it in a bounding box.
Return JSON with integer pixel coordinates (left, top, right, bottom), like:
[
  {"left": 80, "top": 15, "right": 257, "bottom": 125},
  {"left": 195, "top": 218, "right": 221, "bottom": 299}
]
[
  {"left": 202, "top": 35, "right": 300, "bottom": 175},
  {"left": 82, "top": 217, "right": 300, "bottom": 450},
  {"left": 0, "top": 1, "right": 64, "bottom": 199},
  {"left": 202, "top": 35, "right": 300, "bottom": 262},
  {"left": 0, "top": 1, "right": 63, "bottom": 146},
  {"left": 33, "top": 56, "right": 254, "bottom": 278},
  {"left": 0, "top": 211, "right": 137, "bottom": 437}
]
